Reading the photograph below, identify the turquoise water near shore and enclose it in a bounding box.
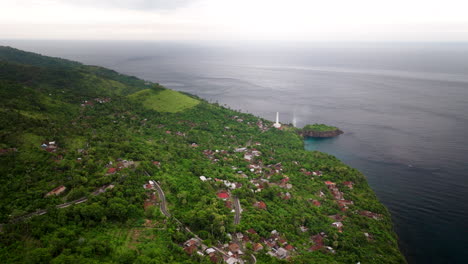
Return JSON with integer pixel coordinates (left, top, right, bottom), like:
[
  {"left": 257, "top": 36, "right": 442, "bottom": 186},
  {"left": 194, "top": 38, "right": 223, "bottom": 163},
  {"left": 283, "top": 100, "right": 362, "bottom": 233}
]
[{"left": 2, "top": 40, "right": 468, "bottom": 263}]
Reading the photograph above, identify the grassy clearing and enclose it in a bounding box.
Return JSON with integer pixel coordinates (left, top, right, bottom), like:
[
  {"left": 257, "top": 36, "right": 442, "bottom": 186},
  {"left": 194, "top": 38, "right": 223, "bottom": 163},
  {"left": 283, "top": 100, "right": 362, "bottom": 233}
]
[{"left": 129, "top": 89, "right": 199, "bottom": 113}]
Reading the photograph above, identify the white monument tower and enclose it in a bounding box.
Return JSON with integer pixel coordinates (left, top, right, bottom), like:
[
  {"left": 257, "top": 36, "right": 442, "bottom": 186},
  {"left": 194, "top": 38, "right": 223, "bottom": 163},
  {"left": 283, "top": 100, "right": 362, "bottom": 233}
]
[{"left": 273, "top": 112, "right": 282, "bottom": 128}]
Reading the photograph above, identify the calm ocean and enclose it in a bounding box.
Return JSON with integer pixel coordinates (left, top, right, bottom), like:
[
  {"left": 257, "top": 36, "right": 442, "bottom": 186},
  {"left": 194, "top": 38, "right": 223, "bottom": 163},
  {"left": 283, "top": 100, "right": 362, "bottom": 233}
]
[{"left": 3, "top": 40, "right": 468, "bottom": 264}]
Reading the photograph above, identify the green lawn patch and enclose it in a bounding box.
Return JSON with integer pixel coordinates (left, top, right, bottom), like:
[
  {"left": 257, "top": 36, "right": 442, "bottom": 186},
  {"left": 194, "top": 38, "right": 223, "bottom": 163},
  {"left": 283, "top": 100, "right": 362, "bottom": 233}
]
[{"left": 129, "top": 89, "right": 199, "bottom": 113}]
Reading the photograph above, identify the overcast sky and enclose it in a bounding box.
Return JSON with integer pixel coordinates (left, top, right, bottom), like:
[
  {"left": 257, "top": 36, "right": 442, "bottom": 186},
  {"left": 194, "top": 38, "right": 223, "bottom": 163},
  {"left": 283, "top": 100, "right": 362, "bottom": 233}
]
[{"left": 1, "top": 0, "right": 468, "bottom": 41}]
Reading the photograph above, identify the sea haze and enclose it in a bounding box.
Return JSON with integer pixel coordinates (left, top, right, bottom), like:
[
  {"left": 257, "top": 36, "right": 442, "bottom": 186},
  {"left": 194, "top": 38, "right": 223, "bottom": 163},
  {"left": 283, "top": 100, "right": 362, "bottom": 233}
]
[{"left": 3, "top": 40, "right": 468, "bottom": 264}]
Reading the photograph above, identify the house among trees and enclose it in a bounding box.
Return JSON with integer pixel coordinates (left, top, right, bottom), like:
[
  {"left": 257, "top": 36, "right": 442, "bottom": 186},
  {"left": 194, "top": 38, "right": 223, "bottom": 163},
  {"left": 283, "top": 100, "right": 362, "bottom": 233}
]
[
  {"left": 41, "top": 141, "right": 57, "bottom": 152},
  {"left": 253, "top": 243, "right": 264, "bottom": 251},
  {"left": 343, "top": 181, "right": 354, "bottom": 189},
  {"left": 312, "top": 171, "right": 323, "bottom": 176},
  {"left": 217, "top": 191, "right": 230, "bottom": 200},
  {"left": 45, "top": 185, "right": 66, "bottom": 197},
  {"left": 332, "top": 221, "right": 344, "bottom": 232},
  {"left": 359, "top": 210, "right": 383, "bottom": 220},
  {"left": 310, "top": 233, "right": 326, "bottom": 251},
  {"left": 253, "top": 201, "right": 267, "bottom": 210},
  {"left": 228, "top": 243, "right": 240, "bottom": 254},
  {"left": 183, "top": 238, "right": 200, "bottom": 255}
]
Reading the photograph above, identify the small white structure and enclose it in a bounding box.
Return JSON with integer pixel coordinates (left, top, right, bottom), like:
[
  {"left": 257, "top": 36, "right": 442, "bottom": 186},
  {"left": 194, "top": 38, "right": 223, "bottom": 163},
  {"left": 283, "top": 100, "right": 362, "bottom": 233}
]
[
  {"left": 273, "top": 112, "right": 281, "bottom": 128},
  {"left": 332, "top": 222, "right": 343, "bottom": 228},
  {"left": 199, "top": 176, "right": 207, "bottom": 181},
  {"left": 235, "top": 147, "right": 247, "bottom": 152},
  {"left": 205, "top": 248, "right": 216, "bottom": 254}
]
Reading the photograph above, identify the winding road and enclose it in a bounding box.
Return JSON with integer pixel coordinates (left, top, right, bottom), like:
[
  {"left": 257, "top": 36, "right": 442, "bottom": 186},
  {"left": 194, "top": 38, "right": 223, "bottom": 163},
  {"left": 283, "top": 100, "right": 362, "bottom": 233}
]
[
  {"left": 144, "top": 171, "right": 233, "bottom": 259},
  {"left": 152, "top": 181, "right": 171, "bottom": 217},
  {"left": 8, "top": 185, "right": 114, "bottom": 223}
]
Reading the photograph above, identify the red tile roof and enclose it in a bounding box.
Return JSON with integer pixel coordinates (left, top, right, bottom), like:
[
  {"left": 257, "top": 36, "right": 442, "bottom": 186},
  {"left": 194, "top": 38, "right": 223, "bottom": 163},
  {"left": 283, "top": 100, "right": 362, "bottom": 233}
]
[
  {"left": 217, "top": 192, "right": 230, "bottom": 199},
  {"left": 107, "top": 167, "right": 116, "bottom": 174}
]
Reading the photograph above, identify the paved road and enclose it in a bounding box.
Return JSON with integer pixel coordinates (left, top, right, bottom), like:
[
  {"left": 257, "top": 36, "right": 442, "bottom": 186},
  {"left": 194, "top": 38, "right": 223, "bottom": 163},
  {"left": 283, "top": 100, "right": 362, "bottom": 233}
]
[
  {"left": 233, "top": 196, "right": 242, "bottom": 225},
  {"left": 152, "top": 181, "right": 171, "bottom": 217},
  {"left": 8, "top": 185, "right": 112, "bottom": 223}
]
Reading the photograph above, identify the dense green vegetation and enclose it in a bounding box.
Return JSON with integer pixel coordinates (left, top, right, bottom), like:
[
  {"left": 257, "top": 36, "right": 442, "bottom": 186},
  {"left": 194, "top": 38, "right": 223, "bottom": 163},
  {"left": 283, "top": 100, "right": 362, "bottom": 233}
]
[
  {"left": 302, "top": 124, "right": 339, "bottom": 132},
  {"left": 0, "top": 46, "right": 405, "bottom": 263}
]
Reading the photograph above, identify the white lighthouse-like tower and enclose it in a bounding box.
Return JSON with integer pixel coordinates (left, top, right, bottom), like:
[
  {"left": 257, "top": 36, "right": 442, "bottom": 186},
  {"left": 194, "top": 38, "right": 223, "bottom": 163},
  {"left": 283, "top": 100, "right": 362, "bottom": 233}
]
[{"left": 273, "top": 112, "right": 282, "bottom": 128}]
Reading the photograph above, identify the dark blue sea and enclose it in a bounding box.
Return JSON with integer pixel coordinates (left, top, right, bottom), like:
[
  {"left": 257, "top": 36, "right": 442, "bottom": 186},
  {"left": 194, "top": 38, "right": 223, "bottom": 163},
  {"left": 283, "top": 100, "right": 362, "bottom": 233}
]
[{"left": 2, "top": 40, "right": 468, "bottom": 264}]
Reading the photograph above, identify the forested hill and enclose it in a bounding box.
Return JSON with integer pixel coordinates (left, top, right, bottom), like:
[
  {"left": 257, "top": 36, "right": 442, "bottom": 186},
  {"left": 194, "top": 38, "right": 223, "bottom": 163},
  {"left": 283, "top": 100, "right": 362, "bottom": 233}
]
[{"left": 0, "top": 46, "right": 406, "bottom": 264}]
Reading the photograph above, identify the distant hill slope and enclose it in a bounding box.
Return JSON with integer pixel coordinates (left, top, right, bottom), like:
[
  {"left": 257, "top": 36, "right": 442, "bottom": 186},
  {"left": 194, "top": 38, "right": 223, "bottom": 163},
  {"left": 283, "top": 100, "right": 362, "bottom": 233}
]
[
  {"left": 0, "top": 46, "right": 81, "bottom": 68},
  {"left": 0, "top": 46, "right": 406, "bottom": 264}
]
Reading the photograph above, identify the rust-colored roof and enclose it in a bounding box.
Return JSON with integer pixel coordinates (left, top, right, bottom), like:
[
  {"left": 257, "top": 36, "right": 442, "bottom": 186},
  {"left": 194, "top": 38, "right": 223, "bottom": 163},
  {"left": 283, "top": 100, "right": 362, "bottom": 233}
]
[
  {"left": 254, "top": 201, "right": 267, "bottom": 209},
  {"left": 229, "top": 243, "right": 240, "bottom": 253},
  {"left": 217, "top": 192, "right": 229, "bottom": 199},
  {"left": 184, "top": 245, "right": 197, "bottom": 255},
  {"left": 311, "top": 200, "right": 321, "bottom": 206},
  {"left": 253, "top": 243, "right": 264, "bottom": 251}
]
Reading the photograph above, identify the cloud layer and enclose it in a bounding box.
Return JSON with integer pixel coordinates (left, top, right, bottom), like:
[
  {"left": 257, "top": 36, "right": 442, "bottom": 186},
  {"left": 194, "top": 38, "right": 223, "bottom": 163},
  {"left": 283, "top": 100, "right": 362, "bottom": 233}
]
[
  {"left": 61, "top": 0, "right": 196, "bottom": 10},
  {"left": 1, "top": 0, "right": 467, "bottom": 41}
]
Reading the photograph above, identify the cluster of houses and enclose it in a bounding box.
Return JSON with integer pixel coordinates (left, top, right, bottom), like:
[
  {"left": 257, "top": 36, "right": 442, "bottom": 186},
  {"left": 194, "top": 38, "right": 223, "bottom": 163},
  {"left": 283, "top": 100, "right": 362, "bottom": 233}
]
[
  {"left": 256, "top": 120, "right": 269, "bottom": 132},
  {"left": 324, "top": 181, "right": 353, "bottom": 232},
  {"left": 182, "top": 238, "right": 238, "bottom": 264},
  {"left": 143, "top": 181, "right": 159, "bottom": 209},
  {"left": 231, "top": 115, "right": 244, "bottom": 123},
  {"left": 300, "top": 168, "right": 323, "bottom": 177},
  {"left": 246, "top": 229, "right": 295, "bottom": 260},
  {"left": 234, "top": 147, "right": 261, "bottom": 162},
  {"left": 182, "top": 228, "right": 298, "bottom": 263},
  {"left": 191, "top": 134, "right": 377, "bottom": 261},
  {"left": 106, "top": 159, "right": 136, "bottom": 174},
  {"left": 80, "top": 97, "right": 111, "bottom": 107},
  {"left": 359, "top": 210, "right": 382, "bottom": 220},
  {"left": 203, "top": 149, "right": 230, "bottom": 163},
  {"left": 323, "top": 180, "right": 383, "bottom": 233},
  {"left": 309, "top": 232, "right": 335, "bottom": 254},
  {"left": 41, "top": 141, "right": 58, "bottom": 152},
  {"left": 324, "top": 181, "right": 354, "bottom": 211}
]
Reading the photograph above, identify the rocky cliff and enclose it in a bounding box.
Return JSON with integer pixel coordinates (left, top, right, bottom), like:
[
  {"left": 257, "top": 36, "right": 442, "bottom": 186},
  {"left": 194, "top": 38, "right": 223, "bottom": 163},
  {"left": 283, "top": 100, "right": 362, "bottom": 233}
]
[{"left": 300, "top": 129, "right": 344, "bottom": 138}]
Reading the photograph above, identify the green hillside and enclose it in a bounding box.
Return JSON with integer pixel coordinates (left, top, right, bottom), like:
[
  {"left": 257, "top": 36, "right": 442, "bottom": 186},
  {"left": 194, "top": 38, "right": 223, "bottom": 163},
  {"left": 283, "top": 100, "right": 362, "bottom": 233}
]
[
  {"left": 129, "top": 88, "right": 200, "bottom": 113},
  {"left": 0, "top": 46, "right": 406, "bottom": 264}
]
